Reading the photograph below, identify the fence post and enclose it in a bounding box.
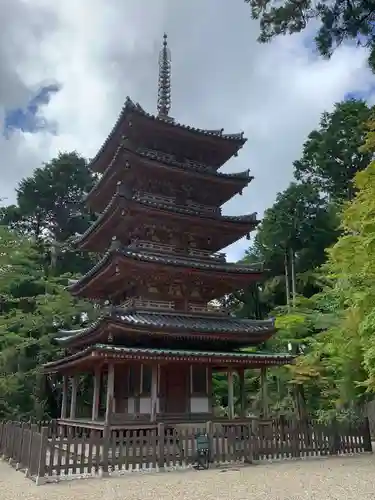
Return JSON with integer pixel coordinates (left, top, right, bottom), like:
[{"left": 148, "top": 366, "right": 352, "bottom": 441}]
[
  {"left": 245, "top": 422, "right": 256, "bottom": 464},
  {"left": 34, "top": 427, "right": 48, "bottom": 486},
  {"left": 100, "top": 424, "right": 110, "bottom": 477},
  {"left": 25, "top": 424, "right": 38, "bottom": 478},
  {"left": 158, "top": 423, "right": 165, "bottom": 470},
  {"left": 0, "top": 421, "right": 3, "bottom": 456},
  {"left": 291, "top": 419, "right": 300, "bottom": 458},
  {"left": 329, "top": 419, "right": 340, "bottom": 455},
  {"left": 362, "top": 417, "right": 372, "bottom": 453},
  {"left": 15, "top": 423, "right": 26, "bottom": 470},
  {"left": 206, "top": 421, "right": 213, "bottom": 465},
  {"left": 8, "top": 422, "right": 17, "bottom": 465},
  {"left": 2, "top": 422, "right": 9, "bottom": 459}
]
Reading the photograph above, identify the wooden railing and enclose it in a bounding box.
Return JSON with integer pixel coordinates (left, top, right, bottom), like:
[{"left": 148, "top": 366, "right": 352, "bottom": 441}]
[
  {"left": 188, "top": 247, "right": 226, "bottom": 261},
  {"left": 1, "top": 417, "right": 372, "bottom": 484},
  {"left": 129, "top": 240, "right": 175, "bottom": 253},
  {"left": 188, "top": 302, "right": 228, "bottom": 315},
  {"left": 129, "top": 240, "right": 226, "bottom": 262},
  {"left": 186, "top": 199, "right": 221, "bottom": 215},
  {"left": 135, "top": 191, "right": 221, "bottom": 216},
  {"left": 136, "top": 191, "right": 175, "bottom": 206},
  {"left": 122, "top": 297, "right": 175, "bottom": 311},
  {"left": 138, "top": 147, "right": 213, "bottom": 173}
]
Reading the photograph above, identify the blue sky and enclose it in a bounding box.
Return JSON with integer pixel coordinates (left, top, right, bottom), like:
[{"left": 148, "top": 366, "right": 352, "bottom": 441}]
[{"left": 3, "top": 84, "right": 60, "bottom": 137}]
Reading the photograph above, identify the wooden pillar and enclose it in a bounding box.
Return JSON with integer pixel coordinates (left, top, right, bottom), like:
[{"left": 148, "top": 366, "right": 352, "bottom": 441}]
[
  {"left": 70, "top": 374, "right": 78, "bottom": 419},
  {"left": 150, "top": 364, "right": 158, "bottom": 422},
  {"left": 105, "top": 363, "right": 115, "bottom": 424},
  {"left": 227, "top": 369, "right": 234, "bottom": 419},
  {"left": 61, "top": 374, "right": 68, "bottom": 419},
  {"left": 92, "top": 367, "right": 101, "bottom": 421},
  {"left": 238, "top": 368, "right": 246, "bottom": 418},
  {"left": 260, "top": 366, "right": 268, "bottom": 418}
]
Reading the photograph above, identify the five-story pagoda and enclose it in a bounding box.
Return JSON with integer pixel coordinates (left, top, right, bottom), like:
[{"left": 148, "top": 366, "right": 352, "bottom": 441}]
[{"left": 43, "top": 35, "right": 293, "bottom": 430}]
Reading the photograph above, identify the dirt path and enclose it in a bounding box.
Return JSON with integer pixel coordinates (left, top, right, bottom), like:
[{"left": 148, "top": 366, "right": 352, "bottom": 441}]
[{"left": 1, "top": 455, "right": 375, "bottom": 500}]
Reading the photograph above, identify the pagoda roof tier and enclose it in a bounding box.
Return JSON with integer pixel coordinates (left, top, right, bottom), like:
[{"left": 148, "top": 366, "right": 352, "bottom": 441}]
[
  {"left": 68, "top": 246, "right": 263, "bottom": 301},
  {"left": 85, "top": 145, "right": 253, "bottom": 212},
  {"left": 90, "top": 97, "right": 246, "bottom": 173},
  {"left": 54, "top": 308, "right": 276, "bottom": 350},
  {"left": 74, "top": 189, "right": 259, "bottom": 253},
  {"left": 43, "top": 344, "right": 294, "bottom": 374}
]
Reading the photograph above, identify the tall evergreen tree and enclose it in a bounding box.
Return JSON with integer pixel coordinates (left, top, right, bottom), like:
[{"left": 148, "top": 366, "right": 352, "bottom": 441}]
[{"left": 244, "top": 0, "right": 375, "bottom": 71}]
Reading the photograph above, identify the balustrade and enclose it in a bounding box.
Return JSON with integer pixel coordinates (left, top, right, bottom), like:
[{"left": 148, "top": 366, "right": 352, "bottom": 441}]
[
  {"left": 187, "top": 247, "right": 226, "bottom": 262},
  {"left": 128, "top": 240, "right": 175, "bottom": 253},
  {"left": 186, "top": 199, "right": 221, "bottom": 215},
  {"left": 134, "top": 190, "right": 220, "bottom": 216},
  {"left": 135, "top": 191, "right": 175, "bottom": 205},
  {"left": 188, "top": 303, "right": 227, "bottom": 315},
  {"left": 137, "top": 147, "right": 212, "bottom": 173},
  {"left": 122, "top": 297, "right": 175, "bottom": 311},
  {"left": 129, "top": 240, "right": 226, "bottom": 262}
]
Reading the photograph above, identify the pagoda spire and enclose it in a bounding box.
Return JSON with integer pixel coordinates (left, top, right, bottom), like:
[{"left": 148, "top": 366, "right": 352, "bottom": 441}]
[{"left": 157, "top": 33, "right": 172, "bottom": 118}]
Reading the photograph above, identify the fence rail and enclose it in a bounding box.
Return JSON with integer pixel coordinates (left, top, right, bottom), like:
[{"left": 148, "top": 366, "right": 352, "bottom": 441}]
[{"left": 0, "top": 417, "right": 372, "bottom": 485}]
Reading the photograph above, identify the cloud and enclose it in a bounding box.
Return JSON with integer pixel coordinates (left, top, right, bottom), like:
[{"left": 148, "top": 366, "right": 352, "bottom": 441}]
[{"left": 0, "top": 0, "right": 374, "bottom": 260}]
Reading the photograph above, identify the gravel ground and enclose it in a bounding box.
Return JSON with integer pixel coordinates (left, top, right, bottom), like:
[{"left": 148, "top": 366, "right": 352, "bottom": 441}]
[{"left": 1, "top": 455, "right": 375, "bottom": 500}]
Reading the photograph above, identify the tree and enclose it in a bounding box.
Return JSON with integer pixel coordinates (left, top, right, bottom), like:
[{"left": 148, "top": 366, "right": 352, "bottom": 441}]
[
  {"left": 1, "top": 152, "right": 96, "bottom": 240},
  {"left": 0, "top": 152, "right": 98, "bottom": 276},
  {"left": 0, "top": 225, "right": 97, "bottom": 419},
  {"left": 245, "top": 182, "right": 338, "bottom": 309},
  {"left": 294, "top": 100, "right": 373, "bottom": 201},
  {"left": 245, "top": 0, "right": 375, "bottom": 71},
  {"left": 280, "top": 158, "right": 375, "bottom": 420}
]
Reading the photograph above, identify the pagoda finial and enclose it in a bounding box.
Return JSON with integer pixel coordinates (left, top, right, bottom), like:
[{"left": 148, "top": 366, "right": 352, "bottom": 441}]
[{"left": 157, "top": 33, "right": 171, "bottom": 118}]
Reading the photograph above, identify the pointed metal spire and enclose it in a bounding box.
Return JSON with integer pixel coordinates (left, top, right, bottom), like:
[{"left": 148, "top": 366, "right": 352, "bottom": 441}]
[{"left": 157, "top": 33, "right": 171, "bottom": 118}]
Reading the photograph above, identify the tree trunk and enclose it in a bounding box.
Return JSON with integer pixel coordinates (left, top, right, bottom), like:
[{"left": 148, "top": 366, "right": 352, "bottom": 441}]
[
  {"left": 290, "top": 247, "right": 296, "bottom": 307},
  {"left": 284, "top": 250, "right": 291, "bottom": 312}
]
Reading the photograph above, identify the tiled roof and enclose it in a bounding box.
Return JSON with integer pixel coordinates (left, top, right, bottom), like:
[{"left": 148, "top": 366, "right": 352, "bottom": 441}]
[
  {"left": 43, "top": 343, "right": 294, "bottom": 371},
  {"left": 135, "top": 147, "right": 251, "bottom": 179},
  {"left": 73, "top": 188, "right": 259, "bottom": 248},
  {"left": 68, "top": 245, "right": 263, "bottom": 294},
  {"left": 55, "top": 309, "right": 275, "bottom": 343},
  {"left": 85, "top": 145, "right": 252, "bottom": 205},
  {"left": 120, "top": 247, "right": 261, "bottom": 272},
  {"left": 95, "top": 344, "right": 291, "bottom": 360},
  {"left": 90, "top": 97, "right": 246, "bottom": 170}
]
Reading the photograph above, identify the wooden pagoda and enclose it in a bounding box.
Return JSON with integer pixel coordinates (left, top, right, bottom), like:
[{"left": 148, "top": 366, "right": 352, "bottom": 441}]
[{"left": 43, "top": 34, "right": 293, "bottom": 430}]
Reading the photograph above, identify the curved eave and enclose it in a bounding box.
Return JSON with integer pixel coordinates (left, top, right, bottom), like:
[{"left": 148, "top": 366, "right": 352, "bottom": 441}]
[
  {"left": 54, "top": 313, "right": 276, "bottom": 348},
  {"left": 74, "top": 191, "right": 259, "bottom": 252},
  {"left": 68, "top": 247, "right": 262, "bottom": 294},
  {"left": 43, "top": 344, "right": 295, "bottom": 374},
  {"left": 68, "top": 247, "right": 263, "bottom": 298},
  {"left": 85, "top": 146, "right": 253, "bottom": 210},
  {"left": 89, "top": 97, "right": 247, "bottom": 173}
]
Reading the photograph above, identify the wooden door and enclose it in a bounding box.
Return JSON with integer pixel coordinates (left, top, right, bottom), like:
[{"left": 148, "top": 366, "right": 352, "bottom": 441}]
[{"left": 163, "top": 364, "right": 188, "bottom": 414}]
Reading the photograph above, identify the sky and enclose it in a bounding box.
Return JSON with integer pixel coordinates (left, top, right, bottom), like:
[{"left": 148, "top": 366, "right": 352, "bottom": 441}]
[{"left": 1, "top": 0, "right": 374, "bottom": 262}]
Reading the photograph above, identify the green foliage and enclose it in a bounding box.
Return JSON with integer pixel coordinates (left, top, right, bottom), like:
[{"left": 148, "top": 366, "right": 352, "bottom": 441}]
[
  {"left": 0, "top": 225, "right": 97, "bottom": 419},
  {"left": 226, "top": 99, "right": 374, "bottom": 419},
  {"left": 15, "top": 151, "right": 96, "bottom": 239},
  {"left": 294, "top": 100, "right": 373, "bottom": 201},
  {"left": 272, "top": 161, "right": 375, "bottom": 418},
  {"left": 245, "top": 0, "right": 375, "bottom": 71},
  {"left": 324, "top": 161, "right": 375, "bottom": 393}
]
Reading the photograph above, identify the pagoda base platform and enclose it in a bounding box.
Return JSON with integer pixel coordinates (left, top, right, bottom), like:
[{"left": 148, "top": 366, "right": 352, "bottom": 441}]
[
  {"left": 57, "top": 413, "right": 214, "bottom": 431},
  {"left": 56, "top": 415, "right": 261, "bottom": 433}
]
